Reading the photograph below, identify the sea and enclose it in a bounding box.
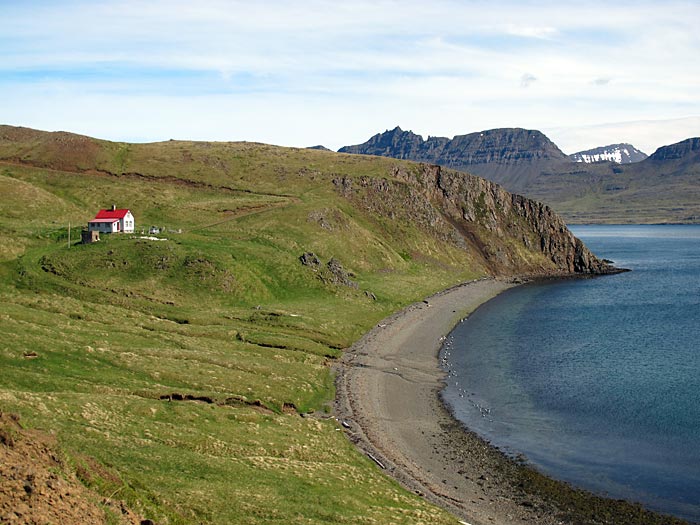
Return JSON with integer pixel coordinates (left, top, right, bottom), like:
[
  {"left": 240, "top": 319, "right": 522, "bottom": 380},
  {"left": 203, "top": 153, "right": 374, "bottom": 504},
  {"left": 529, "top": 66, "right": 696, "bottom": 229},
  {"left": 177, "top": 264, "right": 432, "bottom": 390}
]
[{"left": 441, "top": 224, "right": 700, "bottom": 522}]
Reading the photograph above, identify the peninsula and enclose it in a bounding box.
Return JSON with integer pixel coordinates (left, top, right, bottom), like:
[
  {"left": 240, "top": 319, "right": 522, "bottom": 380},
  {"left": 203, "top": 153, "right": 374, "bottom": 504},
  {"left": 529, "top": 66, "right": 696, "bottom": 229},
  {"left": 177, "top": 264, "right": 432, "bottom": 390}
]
[{"left": 0, "top": 125, "right": 671, "bottom": 524}]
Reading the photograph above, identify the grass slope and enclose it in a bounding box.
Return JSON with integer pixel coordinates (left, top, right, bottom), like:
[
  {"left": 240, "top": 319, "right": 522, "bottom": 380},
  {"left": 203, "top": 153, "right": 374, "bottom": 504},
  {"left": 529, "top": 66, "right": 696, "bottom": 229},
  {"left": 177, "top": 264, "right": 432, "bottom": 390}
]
[{"left": 0, "top": 136, "right": 489, "bottom": 523}]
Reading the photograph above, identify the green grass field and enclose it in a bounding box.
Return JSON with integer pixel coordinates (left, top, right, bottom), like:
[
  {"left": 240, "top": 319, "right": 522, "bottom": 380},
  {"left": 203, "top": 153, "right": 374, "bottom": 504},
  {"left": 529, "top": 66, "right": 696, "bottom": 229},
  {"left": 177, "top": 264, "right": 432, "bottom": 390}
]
[{"left": 0, "top": 134, "right": 492, "bottom": 523}]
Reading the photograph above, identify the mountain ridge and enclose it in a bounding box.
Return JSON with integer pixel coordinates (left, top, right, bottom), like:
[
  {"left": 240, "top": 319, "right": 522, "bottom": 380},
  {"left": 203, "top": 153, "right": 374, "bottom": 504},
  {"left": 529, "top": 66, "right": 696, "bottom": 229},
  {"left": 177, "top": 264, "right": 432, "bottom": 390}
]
[
  {"left": 647, "top": 137, "right": 700, "bottom": 162},
  {"left": 339, "top": 127, "right": 700, "bottom": 223},
  {"left": 339, "top": 127, "right": 571, "bottom": 194}
]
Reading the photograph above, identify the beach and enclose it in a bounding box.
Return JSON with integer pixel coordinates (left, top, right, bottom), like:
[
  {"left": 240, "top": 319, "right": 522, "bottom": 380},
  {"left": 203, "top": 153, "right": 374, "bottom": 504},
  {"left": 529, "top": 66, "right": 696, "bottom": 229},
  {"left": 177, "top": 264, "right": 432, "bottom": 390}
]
[
  {"left": 334, "top": 277, "right": 688, "bottom": 525},
  {"left": 335, "top": 278, "right": 539, "bottom": 525}
]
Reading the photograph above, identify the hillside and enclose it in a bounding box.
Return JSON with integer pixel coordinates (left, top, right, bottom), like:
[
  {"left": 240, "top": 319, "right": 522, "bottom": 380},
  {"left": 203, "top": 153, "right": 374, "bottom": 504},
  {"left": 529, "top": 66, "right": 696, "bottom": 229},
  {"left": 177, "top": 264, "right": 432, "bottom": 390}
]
[
  {"left": 340, "top": 128, "right": 700, "bottom": 223},
  {"left": 0, "top": 125, "right": 613, "bottom": 524}
]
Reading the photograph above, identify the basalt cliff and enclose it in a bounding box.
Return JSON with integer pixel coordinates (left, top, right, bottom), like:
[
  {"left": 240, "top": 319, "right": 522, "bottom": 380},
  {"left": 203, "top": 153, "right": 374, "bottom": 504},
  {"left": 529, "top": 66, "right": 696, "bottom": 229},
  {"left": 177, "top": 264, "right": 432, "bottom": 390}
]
[{"left": 332, "top": 162, "right": 616, "bottom": 277}]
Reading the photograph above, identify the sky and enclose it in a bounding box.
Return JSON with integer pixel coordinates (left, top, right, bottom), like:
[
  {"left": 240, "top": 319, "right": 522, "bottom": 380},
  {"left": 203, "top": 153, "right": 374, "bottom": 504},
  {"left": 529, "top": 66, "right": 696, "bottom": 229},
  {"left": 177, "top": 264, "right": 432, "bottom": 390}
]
[{"left": 1, "top": 0, "right": 699, "bottom": 155}]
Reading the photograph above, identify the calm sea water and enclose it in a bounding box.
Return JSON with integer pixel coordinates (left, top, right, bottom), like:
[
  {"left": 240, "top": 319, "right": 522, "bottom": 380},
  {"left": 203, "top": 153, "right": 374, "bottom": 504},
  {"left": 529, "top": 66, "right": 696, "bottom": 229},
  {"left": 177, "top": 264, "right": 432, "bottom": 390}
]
[{"left": 441, "top": 225, "right": 700, "bottom": 522}]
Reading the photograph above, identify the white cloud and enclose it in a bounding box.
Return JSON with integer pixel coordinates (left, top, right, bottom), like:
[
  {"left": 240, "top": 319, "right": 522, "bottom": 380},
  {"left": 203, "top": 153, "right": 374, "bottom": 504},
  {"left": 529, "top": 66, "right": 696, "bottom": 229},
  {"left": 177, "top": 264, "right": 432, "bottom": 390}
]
[
  {"left": 1, "top": 0, "right": 699, "bottom": 152},
  {"left": 504, "top": 24, "right": 559, "bottom": 39},
  {"left": 521, "top": 73, "right": 538, "bottom": 88}
]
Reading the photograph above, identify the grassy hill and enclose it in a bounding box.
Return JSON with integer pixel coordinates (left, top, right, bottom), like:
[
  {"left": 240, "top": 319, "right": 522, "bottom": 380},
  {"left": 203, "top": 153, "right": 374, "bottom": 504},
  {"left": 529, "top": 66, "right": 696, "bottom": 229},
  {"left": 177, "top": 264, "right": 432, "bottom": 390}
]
[{"left": 0, "top": 126, "right": 604, "bottom": 523}]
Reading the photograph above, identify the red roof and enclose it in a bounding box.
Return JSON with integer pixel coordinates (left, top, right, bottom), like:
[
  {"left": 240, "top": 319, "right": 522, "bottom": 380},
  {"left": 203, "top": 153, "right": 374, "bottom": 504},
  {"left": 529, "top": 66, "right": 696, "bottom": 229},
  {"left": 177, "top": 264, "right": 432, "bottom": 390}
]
[{"left": 94, "top": 209, "right": 130, "bottom": 220}]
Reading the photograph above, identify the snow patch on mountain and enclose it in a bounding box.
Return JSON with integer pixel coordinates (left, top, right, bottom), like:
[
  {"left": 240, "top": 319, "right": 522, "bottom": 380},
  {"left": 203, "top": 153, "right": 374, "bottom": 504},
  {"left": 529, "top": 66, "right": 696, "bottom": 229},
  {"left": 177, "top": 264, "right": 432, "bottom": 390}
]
[{"left": 570, "top": 143, "right": 647, "bottom": 164}]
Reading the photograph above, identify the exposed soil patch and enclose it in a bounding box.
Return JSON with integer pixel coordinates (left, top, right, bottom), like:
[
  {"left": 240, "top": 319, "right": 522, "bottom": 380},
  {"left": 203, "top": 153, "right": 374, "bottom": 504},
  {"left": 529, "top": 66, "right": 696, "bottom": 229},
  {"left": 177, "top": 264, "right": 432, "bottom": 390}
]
[
  {"left": 0, "top": 411, "right": 143, "bottom": 525},
  {"left": 158, "top": 392, "right": 288, "bottom": 415}
]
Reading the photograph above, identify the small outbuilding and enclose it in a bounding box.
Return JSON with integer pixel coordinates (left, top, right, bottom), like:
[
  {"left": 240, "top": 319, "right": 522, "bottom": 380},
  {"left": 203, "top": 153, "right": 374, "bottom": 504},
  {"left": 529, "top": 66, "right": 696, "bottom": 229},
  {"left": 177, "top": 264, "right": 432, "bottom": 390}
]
[
  {"left": 81, "top": 230, "right": 100, "bottom": 244},
  {"left": 88, "top": 205, "right": 135, "bottom": 234}
]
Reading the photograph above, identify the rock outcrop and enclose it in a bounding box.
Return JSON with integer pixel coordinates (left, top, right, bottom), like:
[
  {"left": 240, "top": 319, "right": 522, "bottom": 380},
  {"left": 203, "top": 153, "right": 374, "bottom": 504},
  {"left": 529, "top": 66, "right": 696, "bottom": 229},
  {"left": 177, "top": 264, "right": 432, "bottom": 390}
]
[
  {"left": 334, "top": 163, "right": 617, "bottom": 276},
  {"left": 300, "top": 252, "right": 359, "bottom": 288}
]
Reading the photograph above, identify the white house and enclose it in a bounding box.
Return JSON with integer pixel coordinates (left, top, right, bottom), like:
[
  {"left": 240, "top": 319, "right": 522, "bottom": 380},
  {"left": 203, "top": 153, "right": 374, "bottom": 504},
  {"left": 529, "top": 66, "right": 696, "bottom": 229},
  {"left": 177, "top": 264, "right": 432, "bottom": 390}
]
[{"left": 88, "top": 206, "right": 135, "bottom": 234}]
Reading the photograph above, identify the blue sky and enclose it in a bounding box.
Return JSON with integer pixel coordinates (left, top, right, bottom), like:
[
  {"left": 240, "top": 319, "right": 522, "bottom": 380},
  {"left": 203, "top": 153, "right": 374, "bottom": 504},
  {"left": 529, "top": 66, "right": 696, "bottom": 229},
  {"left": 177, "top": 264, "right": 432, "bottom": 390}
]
[{"left": 1, "top": 0, "right": 699, "bottom": 154}]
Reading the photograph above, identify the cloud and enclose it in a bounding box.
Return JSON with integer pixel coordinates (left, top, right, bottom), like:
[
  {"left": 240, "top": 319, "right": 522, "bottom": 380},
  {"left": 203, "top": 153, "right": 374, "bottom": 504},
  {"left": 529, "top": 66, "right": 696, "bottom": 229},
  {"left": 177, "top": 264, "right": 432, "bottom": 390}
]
[
  {"left": 504, "top": 24, "right": 558, "bottom": 39},
  {"left": 1, "top": 0, "right": 699, "bottom": 152},
  {"left": 521, "top": 73, "right": 538, "bottom": 88}
]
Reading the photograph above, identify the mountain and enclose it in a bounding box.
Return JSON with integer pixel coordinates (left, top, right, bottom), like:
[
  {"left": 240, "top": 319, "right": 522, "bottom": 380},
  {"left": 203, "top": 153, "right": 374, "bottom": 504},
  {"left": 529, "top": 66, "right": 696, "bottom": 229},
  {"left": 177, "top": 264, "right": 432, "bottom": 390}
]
[
  {"left": 339, "top": 126, "right": 571, "bottom": 194},
  {"left": 340, "top": 128, "right": 700, "bottom": 223},
  {"left": 570, "top": 143, "right": 648, "bottom": 164},
  {"left": 645, "top": 137, "right": 700, "bottom": 164},
  {"left": 522, "top": 137, "right": 700, "bottom": 223}
]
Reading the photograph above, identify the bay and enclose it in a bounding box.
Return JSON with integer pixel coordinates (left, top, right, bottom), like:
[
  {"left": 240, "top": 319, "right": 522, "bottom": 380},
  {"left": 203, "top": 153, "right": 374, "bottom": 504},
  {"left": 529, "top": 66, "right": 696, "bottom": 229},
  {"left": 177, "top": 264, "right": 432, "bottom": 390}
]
[{"left": 441, "top": 224, "right": 700, "bottom": 522}]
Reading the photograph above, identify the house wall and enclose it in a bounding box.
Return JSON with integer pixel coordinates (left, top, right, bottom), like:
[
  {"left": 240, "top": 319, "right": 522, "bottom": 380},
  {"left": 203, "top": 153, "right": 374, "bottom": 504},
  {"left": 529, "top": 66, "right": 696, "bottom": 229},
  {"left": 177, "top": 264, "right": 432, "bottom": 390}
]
[
  {"left": 121, "top": 212, "right": 135, "bottom": 233},
  {"left": 88, "top": 221, "right": 119, "bottom": 233}
]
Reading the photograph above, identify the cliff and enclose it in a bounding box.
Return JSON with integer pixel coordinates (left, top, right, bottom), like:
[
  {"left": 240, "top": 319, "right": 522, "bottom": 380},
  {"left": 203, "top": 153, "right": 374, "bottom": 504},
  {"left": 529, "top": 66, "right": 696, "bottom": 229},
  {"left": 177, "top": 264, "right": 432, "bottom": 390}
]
[
  {"left": 333, "top": 163, "right": 615, "bottom": 276},
  {"left": 645, "top": 137, "right": 700, "bottom": 164}
]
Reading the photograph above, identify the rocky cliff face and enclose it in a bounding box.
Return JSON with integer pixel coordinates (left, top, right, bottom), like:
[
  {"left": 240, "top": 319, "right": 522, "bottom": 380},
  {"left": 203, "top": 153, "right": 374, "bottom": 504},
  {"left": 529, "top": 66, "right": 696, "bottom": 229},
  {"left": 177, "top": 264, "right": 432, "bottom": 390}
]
[
  {"left": 646, "top": 137, "right": 700, "bottom": 163},
  {"left": 441, "top": 128, "right": 569, "bottom": 165},
  {"left": 333, "top": 163, "right": 616, "bottom": 276},
  {"left": 338, "top": 127, "right": 445, "bottom": 161}
]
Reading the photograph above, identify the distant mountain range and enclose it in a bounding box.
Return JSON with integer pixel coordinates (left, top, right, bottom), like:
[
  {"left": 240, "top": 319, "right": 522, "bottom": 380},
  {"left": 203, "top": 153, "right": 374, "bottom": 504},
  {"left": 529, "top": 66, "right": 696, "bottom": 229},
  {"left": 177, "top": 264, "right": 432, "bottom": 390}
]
[
  {"left": 570, "top": 143, "right": 648, "bottom": 164},
  {"left": 339, "top": 127, "right": 570, "bottom": 195},
  {"left": 339, "top": 127, "right": 700, "bottom": 223}
]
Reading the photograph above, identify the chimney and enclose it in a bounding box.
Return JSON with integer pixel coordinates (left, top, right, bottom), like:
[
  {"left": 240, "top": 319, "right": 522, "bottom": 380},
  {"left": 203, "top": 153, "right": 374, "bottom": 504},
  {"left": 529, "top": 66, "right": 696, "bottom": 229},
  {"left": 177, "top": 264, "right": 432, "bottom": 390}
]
[{"left": 111, "top": 204, "right": 116, "bottom": 211}]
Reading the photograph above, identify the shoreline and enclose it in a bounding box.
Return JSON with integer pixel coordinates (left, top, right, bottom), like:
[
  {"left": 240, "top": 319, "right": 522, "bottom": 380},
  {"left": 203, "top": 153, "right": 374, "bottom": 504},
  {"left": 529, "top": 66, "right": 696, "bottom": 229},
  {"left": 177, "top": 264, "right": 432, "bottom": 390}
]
[{"left": 334, "top": 277, "right": 689, "bottom": 525}]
